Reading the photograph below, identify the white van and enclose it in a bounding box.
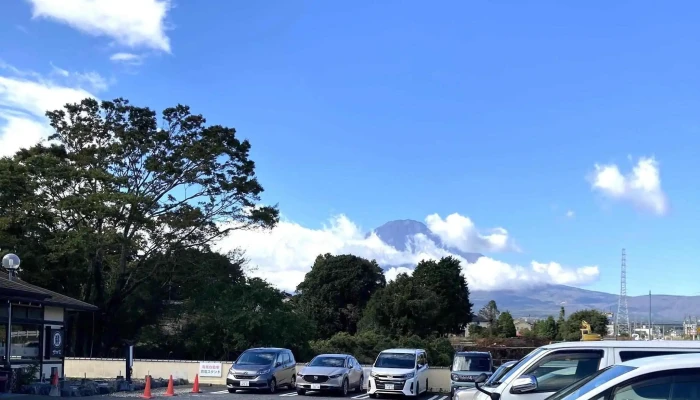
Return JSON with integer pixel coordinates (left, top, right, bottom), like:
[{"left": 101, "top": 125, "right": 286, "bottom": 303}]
[
  {"left": 368, "top": 348, "right": 428, "bottom": 398},
  {"left": 462, "top": 340, "right": 700, "bottom": 400}
]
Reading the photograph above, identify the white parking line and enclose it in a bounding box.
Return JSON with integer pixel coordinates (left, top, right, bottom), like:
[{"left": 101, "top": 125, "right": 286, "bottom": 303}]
[
  {"left": 437, "top": 396, "right": 448, "bottom": 400},
  {"left": 210, "top": 390, "right": 229, "bottom": 394},
  {"left": 279, "top": 393, "right": 298, "bottom": 397},
  {"left": 351, "top": 395, "right": 369, "bottom": 399},
  {"left": 426, "top": 396, "right": 439, "bottom": 400}
]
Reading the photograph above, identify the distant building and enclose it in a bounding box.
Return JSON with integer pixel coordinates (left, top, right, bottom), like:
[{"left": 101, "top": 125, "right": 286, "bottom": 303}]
[
  {"left": 465, "top": 314, "right": 489, "bottom": 338},
  {"left": 513, "top": 318, "right": 534, "bottom": 336}
]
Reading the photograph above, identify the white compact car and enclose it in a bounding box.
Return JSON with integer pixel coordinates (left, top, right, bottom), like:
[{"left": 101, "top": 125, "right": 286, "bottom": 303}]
[
  {"left": 368, "top": 348, "right": 428, "bottom": 398},
  {"left": 545, "top": 352, "right": 700, "bottom": 400}
]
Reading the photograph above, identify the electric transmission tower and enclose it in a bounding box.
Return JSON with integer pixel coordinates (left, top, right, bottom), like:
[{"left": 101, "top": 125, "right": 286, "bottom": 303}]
[{"left": 616, "top": 248, "right": 631, "bottom": 336}]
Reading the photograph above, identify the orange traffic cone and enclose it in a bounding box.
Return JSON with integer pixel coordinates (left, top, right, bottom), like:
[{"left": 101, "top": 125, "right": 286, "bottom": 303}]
[
  {"left": 141, "top": 376, "right": 153, "bottom": 399},
  {"left": 191, "top": 374, "right": 201, "bottom": 393},
  {"left": 164, "top": 375, "right": 177, "bottom": 397}
]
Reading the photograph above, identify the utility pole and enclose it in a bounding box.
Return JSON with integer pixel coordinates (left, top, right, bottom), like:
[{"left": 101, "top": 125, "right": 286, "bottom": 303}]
[
  {"left": 649, "top": 290, "right": 652, "bottom": 340},
  {"left": 616, "top": 249, "right": 630, "bottom": 336}
]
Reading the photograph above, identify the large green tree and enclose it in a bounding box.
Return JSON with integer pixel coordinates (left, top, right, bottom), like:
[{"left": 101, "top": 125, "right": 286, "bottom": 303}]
[
  {"left": 359, "top": 273, "right": 441, "bottom": 337},
  {"left": 559, "top": 309, "right": 609, "bottom": 341},
  {"left": 412, "top": 256, "right": 472, "bottom": 335},
  {"left": 497, "top": 311, "right": 517, "bottom": 338},
  {"left": 0, "top": 98, "right": 279, "bottom": 355},
  {"left": 295, "top": 254, "right": 386, "bottom": 338}
]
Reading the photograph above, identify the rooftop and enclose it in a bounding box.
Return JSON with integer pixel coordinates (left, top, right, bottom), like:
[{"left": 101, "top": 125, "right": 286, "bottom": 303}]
[{"left": 0, "top": 273, "right": 97, "bottom": 311}]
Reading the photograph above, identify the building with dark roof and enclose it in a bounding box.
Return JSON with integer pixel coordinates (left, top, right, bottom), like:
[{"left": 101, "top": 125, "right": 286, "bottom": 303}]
[{"left": 0, "top": 272, "right": 97, "bottom": 383}]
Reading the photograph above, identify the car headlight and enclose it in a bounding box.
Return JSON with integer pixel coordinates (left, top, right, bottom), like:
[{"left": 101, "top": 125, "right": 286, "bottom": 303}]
[
  {"left": 451, "top": 373, "right": 459, "bottom": 380},
  {"left": 370, "top": 371, "right": 378, "bottom": 377},
  {"left": 258, "top": 369, "right": 271, "bottom": 375},
  {"left": 296, "top": 371, "right": 303, "bottom": 376},
  {"left": 329, "top": 374, "right": 342, "bottom": 379},
  {"left": 403, "top": 372, "right": 415, "bottom": 379}
]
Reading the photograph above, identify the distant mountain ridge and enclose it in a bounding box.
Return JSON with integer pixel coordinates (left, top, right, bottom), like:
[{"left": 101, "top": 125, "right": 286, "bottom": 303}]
[
  {"left": 368, "top": 219, "right": 698, "bottom": 323},
  {"left": 471, "top": 284, "right": 700, "bottom": 323},
  {"left": 368, "top": 219, "right": 483, "bottom": 263}
]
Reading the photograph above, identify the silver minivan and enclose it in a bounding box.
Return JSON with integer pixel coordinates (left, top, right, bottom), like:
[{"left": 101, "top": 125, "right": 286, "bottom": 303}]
[{"left": 226, "top": 347, "right": 297, "bottom": 393}]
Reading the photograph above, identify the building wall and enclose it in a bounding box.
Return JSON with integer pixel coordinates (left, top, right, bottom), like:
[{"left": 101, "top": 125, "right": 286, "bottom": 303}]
[
  {"left": 41, "top": 306, "right": 64, "bottom": 379},
  {"left": 65, "top": 358, "right": 454, "bottom": 392}
]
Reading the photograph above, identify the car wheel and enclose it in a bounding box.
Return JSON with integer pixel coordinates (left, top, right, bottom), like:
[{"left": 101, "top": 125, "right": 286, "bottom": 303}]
[
  {"left": 290, "top": 375, "right": 297, "bottom": 389},
  {"left": 356, "top": 375, "right": 364, "bottom": 393},
  {"left": 297, "top": 389, "right": 306, "bottom": 396},
  {"left": 340, "top": 378, "right": 349, "bottom": 396},
  {"left": 269, "top": 378, "right": 277, "bottom": 394},
  {"left": 227, "top": 388, "right": 236, "bottom": 394}
]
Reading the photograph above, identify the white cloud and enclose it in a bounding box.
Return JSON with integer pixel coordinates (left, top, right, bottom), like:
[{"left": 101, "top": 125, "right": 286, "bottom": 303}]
[
  {"left": 566, "top": 210, "right": 575, "bottom": 218},
  {"left": 215, "top": 213, "right": 599, "bottom": 293},
  {"left": 26, "top": 0, "right": 172, "bottom": 53},
  {"left": 0, "top": 63, "right": 97, "bottom": 157},
  {"left": 110, "top": 52, "right": 143, "bottom": 66},
  {"left": 425, "top": 213, "right": 515, "bottom": 252},
  {"left": 590, "top": 156, "right": 668, "bottom": 215}
]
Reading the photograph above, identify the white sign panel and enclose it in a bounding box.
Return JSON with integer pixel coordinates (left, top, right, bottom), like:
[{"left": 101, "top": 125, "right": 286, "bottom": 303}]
[{"left": 199, "top": 362, "right": 223, "bottom": 377}]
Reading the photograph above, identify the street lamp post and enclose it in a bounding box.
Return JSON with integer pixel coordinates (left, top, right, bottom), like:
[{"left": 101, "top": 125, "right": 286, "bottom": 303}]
[{"left": 1, "top": 253, "right": 20, "bottom": 368}]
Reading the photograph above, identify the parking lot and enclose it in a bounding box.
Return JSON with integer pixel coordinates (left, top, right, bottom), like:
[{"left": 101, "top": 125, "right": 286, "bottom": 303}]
[{"left": 185, "top": 386, "right": 450, "bottom": 400}]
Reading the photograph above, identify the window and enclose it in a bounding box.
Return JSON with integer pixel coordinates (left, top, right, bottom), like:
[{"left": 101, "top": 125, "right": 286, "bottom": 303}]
[
  {"left": 309, "top": 356, "right": 345, "bottom": 368},
  {"left": 11, "top": 306, "right": 42, "bottom": 320},
  {"left": 547, "top": 365, "right": 636, "bottom": 400},
  {"left": 606, "top": 370, "right": 700, "bottom": 400},
  {"left": 453, "top": 354, "right": 491, "bottom": 372},
  {"left": 375, "top": 352, "right": 416, "bottom": 369},
  {"left": 619, "top": 350, "right": 700, "bottom": 363},
  {"left": 10, "top": 324, "right": 41, "bottom": 361},
  {"left": 521, "top": 350, "right": 603, "bottom": 393},
  {"left": 288, "top": 351, "right": 296, "bottom": 364}
]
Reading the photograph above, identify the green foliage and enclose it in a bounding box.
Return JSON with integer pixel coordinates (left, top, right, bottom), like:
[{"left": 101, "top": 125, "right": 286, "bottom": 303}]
[
  {"left": 295, "top": 254, "right": 386, "bottom": 338},
  {"left": 497, "top": 311, "right": 517, "bottom": 338},
  {"left": 533, "top": 316, "right": 557, "bottom": 340},
  {"left": 558, "top": 309, "right": 609, "bottom": 340},
  {"left": 412, "top": 256, "right": 473, "bottom": 334},
  {"left": 359, "top": 273, "right": 441, "bottom": 337},
  {"left": 309, "top": 331, "right": 454, "bottom": 366},
  {"left": 478, "top": 300, "right": 501, "bottom": 336}
]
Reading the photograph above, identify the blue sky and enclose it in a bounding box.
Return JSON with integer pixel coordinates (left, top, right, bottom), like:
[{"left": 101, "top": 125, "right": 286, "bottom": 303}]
[{"left": 0, "top": 1, "right": 698, "bottom": 296}]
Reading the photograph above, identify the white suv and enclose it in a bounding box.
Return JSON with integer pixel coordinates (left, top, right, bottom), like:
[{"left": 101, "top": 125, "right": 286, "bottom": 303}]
[{"left": 368, "top": 348, "right": 428, "bottom": 398}]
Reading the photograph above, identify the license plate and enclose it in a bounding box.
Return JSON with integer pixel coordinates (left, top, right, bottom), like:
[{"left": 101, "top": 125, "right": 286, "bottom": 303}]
[
  {"left": 311, "top": 384, "right": 321, "bottom": 390},
  {"left": 240, "top": 381, "right": 249, "bottom": 387},
  {"left": 385, "top": 384, "right": 394, "bottom": 390}
]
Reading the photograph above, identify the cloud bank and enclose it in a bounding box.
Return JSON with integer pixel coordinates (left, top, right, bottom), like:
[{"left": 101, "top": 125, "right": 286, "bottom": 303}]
[
  {"left": 216, "top": 213, "right": 599, "bottom": 293},
  {"left": 590, "top": 156, "right": 668, "bottom": 215},
  {"left": 0, "top": 62, "right": 101, "bottom": 157}
]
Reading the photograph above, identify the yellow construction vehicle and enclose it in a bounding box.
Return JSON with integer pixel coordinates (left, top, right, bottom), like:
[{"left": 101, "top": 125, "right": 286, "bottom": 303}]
[{"left": 580, "top": 320, "right": 602, "bottom": 341}]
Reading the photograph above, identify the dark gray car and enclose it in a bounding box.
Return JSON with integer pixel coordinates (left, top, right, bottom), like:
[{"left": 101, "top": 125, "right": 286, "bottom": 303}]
[
  {"left": 296, "top": 354, "right": 364, "bottom": 396},
  {"left": 226, "top": 348, "right": 296, "bottom": 393}
]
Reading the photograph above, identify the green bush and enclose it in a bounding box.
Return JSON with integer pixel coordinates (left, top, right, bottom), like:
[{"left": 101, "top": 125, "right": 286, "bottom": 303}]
[{"left": 308, "top": 331, "right": 454, "bottom": 366}]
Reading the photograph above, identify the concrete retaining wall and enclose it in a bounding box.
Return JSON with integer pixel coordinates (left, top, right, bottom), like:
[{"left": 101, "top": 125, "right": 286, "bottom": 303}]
[{"left": 65, "top": 358, "right": 452, "bottom": 393}]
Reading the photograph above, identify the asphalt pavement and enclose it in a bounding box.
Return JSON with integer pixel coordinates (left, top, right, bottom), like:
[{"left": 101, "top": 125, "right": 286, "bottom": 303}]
[{"left": 182, "top": 386, "right": 449, "bottom": 400}]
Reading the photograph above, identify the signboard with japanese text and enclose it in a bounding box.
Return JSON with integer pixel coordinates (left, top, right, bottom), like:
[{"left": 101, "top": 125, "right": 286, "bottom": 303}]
[{"left": 199, "top": 362, "right": 222, "bottom": 377}]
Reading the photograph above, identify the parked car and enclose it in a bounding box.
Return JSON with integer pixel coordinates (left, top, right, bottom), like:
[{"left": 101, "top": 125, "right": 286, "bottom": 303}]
[
  {"left": 226, "top": 347, "right": 296, "bottom": 393},
  {"left": 295, "top": 353, "right": 364, "bottom": 396},
  {"left": 368, "top": 348, "right": 428, "bottom": 398},
  {"left": 450, "top": 351, "right": 494, "bottom": 396},
  {"left": 454, "top": 360, "right": 518, "bottom": 400},
  {"left": 470, "top": 340, "right": 700, "bottom": 400},
  {"left": 546, "top": 352, "right": 700, "bottom": 400}
]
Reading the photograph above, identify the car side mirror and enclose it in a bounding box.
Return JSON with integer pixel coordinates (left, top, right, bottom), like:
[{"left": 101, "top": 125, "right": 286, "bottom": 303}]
[
  {"left": 474, "top": 373, "right": 501, "bottom": 400},
  {"left": 510, "top": 375, "right": 537, "bottom": 394},
  {"left": 275, "top": 362, "right": 282, "bottom": 367}
]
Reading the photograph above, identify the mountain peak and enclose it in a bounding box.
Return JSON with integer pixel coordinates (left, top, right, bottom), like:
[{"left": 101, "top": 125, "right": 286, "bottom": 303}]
[{"left": 367, "top": 219, "right": 483, "bottom": 264}]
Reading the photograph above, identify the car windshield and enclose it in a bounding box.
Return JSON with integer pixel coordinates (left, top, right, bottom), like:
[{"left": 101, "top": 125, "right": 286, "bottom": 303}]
[
  {"left": 236, "top": 351, "right": 277, "bottom": 365},
  {"left": 545, "top": 365, "right": 637, "bottom": 400},
  {"left": 453, "top": 355, "right": 491, "bottom": 372},
  {"left": 374, "top": 352, "right": 416, "bottom": 369},
  {"left": 309, "top": 356, "right": 346, "bottom": 368},
  {"left": 485, "top": 363, "right": 517, "bottom": 386},
  {"left": 498, "top": 348, "right": 546, "bottom": 384}
]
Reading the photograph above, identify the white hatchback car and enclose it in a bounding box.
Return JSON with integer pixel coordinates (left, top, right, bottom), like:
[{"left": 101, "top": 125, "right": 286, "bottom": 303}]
[
  {"left": 368, "top": 348, "right": 428, "bottom": 397},
  {"left": 545, "top": 352, "right": 700, "bottom": 400}
]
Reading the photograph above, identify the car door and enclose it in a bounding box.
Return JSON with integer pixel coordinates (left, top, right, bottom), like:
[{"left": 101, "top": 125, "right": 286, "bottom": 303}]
[
  {"left": 284, "top": 351, "right": 294, "bottom": 383},
  {"left": 585, "top": 368, "right": 700, "bottom": 400},
  {"left": 417, "top": 352, "right": 428, "bottom": 392},
  {"left": 508, "top": 349, "right": 605, "bottom": 400},
  {"left": 274, "top": 352, "right": 287, "bottom": 385},
  {"left": 345, "top": 357, "right": 357, "bottom": 387},
  {"left": 353, "top": 357, "right": 364, "bottom": 388}
]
